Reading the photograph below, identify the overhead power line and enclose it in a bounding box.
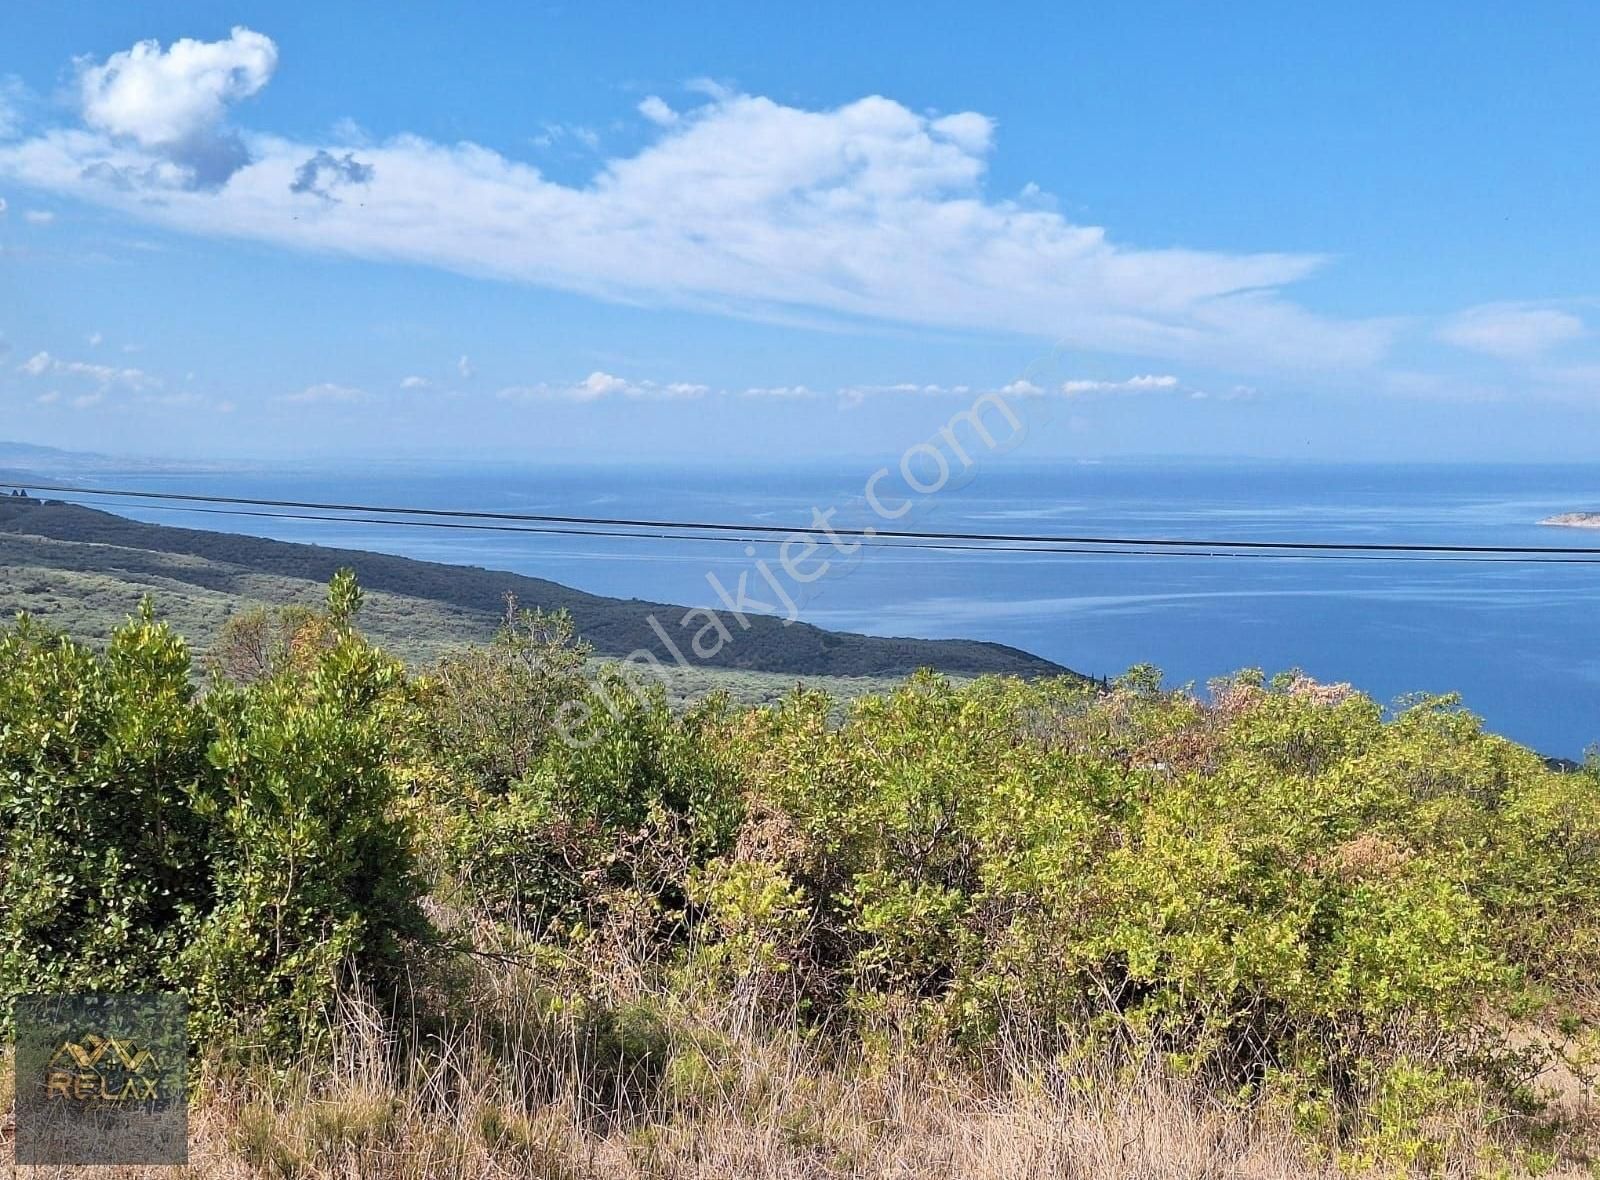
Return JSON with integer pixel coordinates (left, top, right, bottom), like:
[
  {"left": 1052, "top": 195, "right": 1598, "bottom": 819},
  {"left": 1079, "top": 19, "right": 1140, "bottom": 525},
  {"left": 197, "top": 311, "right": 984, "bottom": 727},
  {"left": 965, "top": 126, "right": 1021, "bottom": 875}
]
[
  {"left": 11, "top": 480, "right": 1600, "bottom": 564},
  {"left": 48, "top": 496, "right": 1600, "bottom": 565}
]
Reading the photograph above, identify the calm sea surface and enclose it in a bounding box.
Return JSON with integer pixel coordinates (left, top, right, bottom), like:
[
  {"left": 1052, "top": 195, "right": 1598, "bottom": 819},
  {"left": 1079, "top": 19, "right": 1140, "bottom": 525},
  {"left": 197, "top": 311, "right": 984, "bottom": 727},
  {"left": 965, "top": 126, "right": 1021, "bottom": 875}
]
[{"left": 47, "top": 460, "right": 1600, "bottom": 757}]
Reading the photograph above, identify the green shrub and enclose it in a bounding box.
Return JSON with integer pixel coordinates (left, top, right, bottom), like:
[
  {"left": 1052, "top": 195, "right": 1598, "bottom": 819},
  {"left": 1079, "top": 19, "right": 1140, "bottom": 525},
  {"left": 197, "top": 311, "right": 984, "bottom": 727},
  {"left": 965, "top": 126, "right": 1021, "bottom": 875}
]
[
  {"left": 186, "top": 592, "right": 426, "bottom": 1050},
  {"left": 0, "top": 575, "right": 428, "bottom": 1054},
  {"left": 419, "top": 603, "right": 591, "bottom": 794},
  {"left": 436, "top": 670, "right": 744, "bottom": 939},
  {"left": 720, "top": 669, "right": 1590, "bottom": 1102},
  {"left": 0, "top": 606, "right": 213, "bottom": 1026}
]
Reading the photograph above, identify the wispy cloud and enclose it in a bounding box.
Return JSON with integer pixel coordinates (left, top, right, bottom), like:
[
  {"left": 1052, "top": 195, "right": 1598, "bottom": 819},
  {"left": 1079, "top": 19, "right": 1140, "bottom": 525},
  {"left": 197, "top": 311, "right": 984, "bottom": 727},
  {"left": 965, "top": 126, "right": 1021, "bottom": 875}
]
[
  {"left": 0, "top": 76, "right": 27, "bottom": 139},
  {"left": 281, "top": 381, "right": 366, "bottom": 403},
  {"left": 1437, "top": 303, "right": 1585, "bottom": 359},
  {"left": 17, "top": 350, "right": 159, "bottom": 389},
  {"left": 0, "top": 28, "right": 1397, "bottom": 374},
  {"left": 530, "top": 122, "right": 600, "bottom": 150}
]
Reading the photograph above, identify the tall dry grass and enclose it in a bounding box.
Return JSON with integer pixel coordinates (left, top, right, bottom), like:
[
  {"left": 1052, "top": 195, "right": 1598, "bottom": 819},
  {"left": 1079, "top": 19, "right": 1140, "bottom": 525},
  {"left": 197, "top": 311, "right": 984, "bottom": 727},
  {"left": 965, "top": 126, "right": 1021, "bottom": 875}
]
[{"left": 7, "top": 932, "right": 1595, "bottom": 1180}]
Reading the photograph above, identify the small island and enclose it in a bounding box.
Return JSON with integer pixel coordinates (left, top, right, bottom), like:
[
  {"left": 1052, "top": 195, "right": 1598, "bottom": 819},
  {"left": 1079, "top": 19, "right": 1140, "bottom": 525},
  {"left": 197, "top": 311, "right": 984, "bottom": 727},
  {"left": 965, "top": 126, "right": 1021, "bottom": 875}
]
[{"left": 1540, "top": 512, "right": 1600, "bottom": 528}]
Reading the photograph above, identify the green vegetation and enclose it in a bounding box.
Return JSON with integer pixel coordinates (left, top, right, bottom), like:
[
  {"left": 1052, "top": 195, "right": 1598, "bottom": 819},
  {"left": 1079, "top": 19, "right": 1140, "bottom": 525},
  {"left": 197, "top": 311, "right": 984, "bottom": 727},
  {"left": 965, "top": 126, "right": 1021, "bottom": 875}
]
[
  {"left": 2, "top": 577, "right": 1598, "bottom": 1176},
  {"left": 0, "top": 497, "right": 1069, "bottom": 684}
]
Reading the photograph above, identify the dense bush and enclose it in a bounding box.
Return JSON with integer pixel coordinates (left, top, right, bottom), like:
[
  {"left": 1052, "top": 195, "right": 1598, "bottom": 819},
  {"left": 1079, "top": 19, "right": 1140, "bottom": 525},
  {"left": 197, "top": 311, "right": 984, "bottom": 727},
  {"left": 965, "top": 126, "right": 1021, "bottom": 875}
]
[
  {"left": 0, "top": 574, "right": 425, "bottom": 1049},
  {"left": 3, "top": 583, "right": 1597, "bottom": 1166},
  {"left": 0, "top": 606, "right": 212, "bottom": 1018},
  {"left": 426, "top": 642, "right": 745, "bottom": 940},
  {"left": 713, "top": 670, "right": 1600, "bottom": 1102}
]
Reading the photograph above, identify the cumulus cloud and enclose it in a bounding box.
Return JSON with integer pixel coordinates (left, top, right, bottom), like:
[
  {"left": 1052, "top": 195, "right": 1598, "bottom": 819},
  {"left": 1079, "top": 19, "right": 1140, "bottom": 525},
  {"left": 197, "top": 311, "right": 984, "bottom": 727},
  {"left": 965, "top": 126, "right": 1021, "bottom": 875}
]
[
  {"left": 76, "top": 26, "right": 277, "bottom": 188},
  {"left": 0, "top": 35, "right": 1395, "bottom": 372},
  {"left": 289, "top": 149, "right": 373, "bottom": 200},
  {"left": 0, "top": 197, "right": 6, "bottom": 215},
  {"left": 399, "top": 375, "right": 431, "bottom": 389},
  {"left": 638, "top": 96, "right": 678, "bottom": 127},
  {"left": 457, "top": 355, "right": 474, "bottom": 379},
  {"left": 23, "top": 209, "right": 53, "bottom": 224},
  {"left": 500, "top": 370, "right": 709, "bottom": 402},
  {"left": 999, "top": 379, "right": 1044, "bottom": 397},
  {"left": 1437, "top": 303, "right": 1585, "bottom": 359},
  {"left": 1061, "top": 374, "right": 1182, "bottom": 395}
]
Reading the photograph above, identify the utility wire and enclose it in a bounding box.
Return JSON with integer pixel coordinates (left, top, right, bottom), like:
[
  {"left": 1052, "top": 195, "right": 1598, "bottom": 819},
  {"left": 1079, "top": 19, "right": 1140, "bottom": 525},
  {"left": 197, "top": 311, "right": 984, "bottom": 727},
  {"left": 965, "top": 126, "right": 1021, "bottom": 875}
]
[
  {"left": 14, "top": 478, "right": 1600, "bottom": 555},
  {"left": 13, "top": 487, "right": 1600, "bottom": 566}
]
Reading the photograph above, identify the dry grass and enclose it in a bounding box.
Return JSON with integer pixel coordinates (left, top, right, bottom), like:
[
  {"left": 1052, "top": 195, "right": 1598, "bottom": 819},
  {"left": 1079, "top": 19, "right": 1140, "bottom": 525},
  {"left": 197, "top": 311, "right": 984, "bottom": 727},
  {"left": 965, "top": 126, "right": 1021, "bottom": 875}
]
[{"left": 7, "top": 958, "right": 1596, "bottom": 1180}]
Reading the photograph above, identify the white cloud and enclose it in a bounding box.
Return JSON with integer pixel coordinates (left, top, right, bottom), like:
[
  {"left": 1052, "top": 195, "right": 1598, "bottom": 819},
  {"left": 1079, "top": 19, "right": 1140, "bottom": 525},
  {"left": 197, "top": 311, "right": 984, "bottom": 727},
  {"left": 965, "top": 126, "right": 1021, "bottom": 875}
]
[
  {"left": 1437, "top": 303, "right": 1585, "bottom": 359},
  {"left": 577, "top": 370, "right": 628, "bottom": 399},
  {"left": 282, "top": 381, "right": 366, "bottom": 403},
  {"left": 0, "top": 77, "right": 24, "bottom": 139},
  {"left": 0, "top": 41, "right": 1393, "bottom": 372},
  {"left": 531, "top": 122, "right": 599, "bottom": 150},
  {"left": 457, "top": 354, "right": 474, "bottom": 379},
  {"left": 399, "top": 375, "right": 431, "bottom": 389},
  {"left": 17, "top": 350, "right": 158, "bottom": 389},
  {"left": 87, "top": 331, "right": 103, "bottom": 347},
  {"left": 999, "top": 379, "right": 1044, "bottom": 397},
  {"left": 0, "top": 197, "right": 6, "bottom": 215},
  {"left": 71, "top": 392, "right": 104, "bottom": 409},
  {"left": 740, "top": 384, "right": 818, "bottom": 399},
  {"left": 638, "top": 96, "right": 678, "bottom": 127},
  {"left": 500, "top": 370, "right": 709, "bottom": 402},
  {"left": 35, "top": 391, "right": 59, "bottom": 405},
  {"left": 1062, "top": 373, "right": 1182, "bottom": 395},
  {"left": 23, "top": 209, "right": 53, "bottom": 224},
  {"left": 76, "top": 26, "right": 277, "bottom": 187}
]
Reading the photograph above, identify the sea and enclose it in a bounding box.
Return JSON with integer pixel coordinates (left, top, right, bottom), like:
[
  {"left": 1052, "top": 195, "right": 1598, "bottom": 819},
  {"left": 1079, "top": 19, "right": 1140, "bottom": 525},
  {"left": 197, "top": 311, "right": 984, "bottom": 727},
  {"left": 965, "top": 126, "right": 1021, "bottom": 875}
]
[{"left": 28, "top": 458, "right": 1600, "bottom": 759}]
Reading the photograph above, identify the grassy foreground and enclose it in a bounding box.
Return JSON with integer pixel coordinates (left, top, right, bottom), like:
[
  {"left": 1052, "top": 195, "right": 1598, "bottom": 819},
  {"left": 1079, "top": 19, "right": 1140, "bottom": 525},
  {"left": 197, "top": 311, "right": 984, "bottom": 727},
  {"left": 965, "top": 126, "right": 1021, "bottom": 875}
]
[{"left": 2, "top": 575, "right": 1598, "bottom": 1177}]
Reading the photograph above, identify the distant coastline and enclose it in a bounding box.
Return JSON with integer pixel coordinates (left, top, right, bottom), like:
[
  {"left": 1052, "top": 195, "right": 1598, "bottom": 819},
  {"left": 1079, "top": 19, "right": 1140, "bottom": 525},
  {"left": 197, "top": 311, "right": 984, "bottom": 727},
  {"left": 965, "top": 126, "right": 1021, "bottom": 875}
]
[{"left": 1540, "top": 512, "right": 1600, "bottom": 529}]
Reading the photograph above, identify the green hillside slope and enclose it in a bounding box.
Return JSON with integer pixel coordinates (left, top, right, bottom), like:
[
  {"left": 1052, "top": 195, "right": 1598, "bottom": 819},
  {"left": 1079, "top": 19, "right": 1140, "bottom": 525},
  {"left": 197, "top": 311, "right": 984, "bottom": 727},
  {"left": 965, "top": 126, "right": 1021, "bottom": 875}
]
[{"left": 0, "top": 497, "right": 1075, "bottom": 688}]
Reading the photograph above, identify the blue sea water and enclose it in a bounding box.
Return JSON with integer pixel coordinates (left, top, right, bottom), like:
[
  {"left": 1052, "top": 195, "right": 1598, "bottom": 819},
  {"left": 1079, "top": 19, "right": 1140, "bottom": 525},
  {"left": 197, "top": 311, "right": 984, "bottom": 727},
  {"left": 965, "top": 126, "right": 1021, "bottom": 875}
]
[{"left": 43, "top": 459, "right": 1600, "bottom": 758}]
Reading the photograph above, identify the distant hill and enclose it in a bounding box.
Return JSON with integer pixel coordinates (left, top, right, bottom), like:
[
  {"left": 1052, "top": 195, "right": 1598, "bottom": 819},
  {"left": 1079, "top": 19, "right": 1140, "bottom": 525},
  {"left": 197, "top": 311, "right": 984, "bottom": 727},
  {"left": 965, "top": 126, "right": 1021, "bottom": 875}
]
[
  {"left": 0, "top": 440, "right": 229, "bottom": 479},
  {"left": 0, "top": 497, "right": 1075, "bottom": 686}
]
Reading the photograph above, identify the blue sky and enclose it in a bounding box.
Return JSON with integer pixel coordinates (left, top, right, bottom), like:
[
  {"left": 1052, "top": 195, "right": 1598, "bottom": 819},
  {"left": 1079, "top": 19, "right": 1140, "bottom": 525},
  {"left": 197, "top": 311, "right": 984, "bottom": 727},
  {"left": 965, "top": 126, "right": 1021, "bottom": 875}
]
[{"left": 3, "top": 2, "right": 1600, "bottom": 462}]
